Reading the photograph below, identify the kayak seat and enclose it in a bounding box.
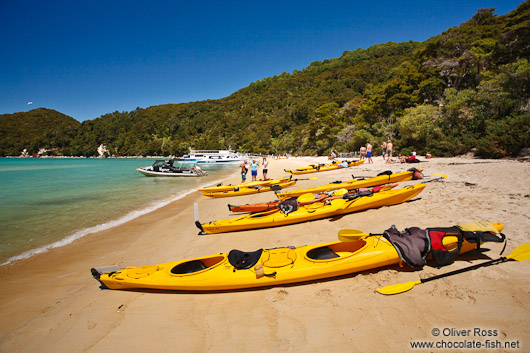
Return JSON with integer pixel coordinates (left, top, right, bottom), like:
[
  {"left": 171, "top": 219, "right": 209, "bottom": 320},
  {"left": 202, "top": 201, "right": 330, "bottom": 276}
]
[
  {"left": 343, "top": 190, "right": 373, "bottom": 201},
  {"left": 228, "top": 249, "right": 263, "bottom": 270},
  {"left": 307, "top": 246, "right": 340, "bottom": 260},
  {"left": 171, "top": 260, "right": 207, "bottom": 274}
]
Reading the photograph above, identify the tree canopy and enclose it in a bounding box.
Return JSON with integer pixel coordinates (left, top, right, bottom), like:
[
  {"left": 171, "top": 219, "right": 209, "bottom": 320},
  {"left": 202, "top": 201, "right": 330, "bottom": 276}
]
[{"left": 2, "top": 1, "right": 529, "bottom": 158}]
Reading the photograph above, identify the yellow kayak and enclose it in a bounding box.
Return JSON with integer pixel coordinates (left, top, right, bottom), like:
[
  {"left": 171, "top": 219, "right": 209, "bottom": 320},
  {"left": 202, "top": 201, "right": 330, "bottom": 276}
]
[
  {"left": 289, "top": 160, "right": 365, "bottom": 175},
  {"left": 284, "top": 160, "right": 359, "bottom": 173},
  {"left": 277, "top": 168, "right": 423, "bottom": 199},
  {"left": 91, "top": 222, "right": 504, "bottom": 291},
  {"left": 198, "top": 177, "right": 292, "bottom": 194},
  {"left": 196, "top": 183, "right": 425, "bottom": 234},
  {"left": 200, "top": 180, "right": 297, "bottom": 198},
  {"left": 284, "top": 164, "right": 324, "bottom": 173}
]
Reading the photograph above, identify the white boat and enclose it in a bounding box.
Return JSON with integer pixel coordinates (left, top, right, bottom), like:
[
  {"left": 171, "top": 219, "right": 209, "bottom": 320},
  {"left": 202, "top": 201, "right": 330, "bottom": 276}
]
[
  {"left": 137, "top": 159, "right": 207, "bottom": 177},
  {"left": 176, "top": 148, "right": 246, "bottom": 165}
]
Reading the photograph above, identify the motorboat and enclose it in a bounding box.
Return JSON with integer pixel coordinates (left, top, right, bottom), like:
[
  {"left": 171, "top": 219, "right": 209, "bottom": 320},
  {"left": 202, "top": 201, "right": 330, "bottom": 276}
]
[
  {"left": 176, "top": 148, "right": 246, "bottom": 165},
  {"left": 137, "top": 159, "right": 207, "bottom": 177}
]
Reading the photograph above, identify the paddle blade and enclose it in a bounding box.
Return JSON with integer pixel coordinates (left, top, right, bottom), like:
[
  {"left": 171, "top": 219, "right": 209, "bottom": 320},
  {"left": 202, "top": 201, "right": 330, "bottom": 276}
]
[
  {"left": 508, "top": 243, "right": 530, "bottom": 262},
  {"left": 338, "top": 229, "right": 369, "bottom": 242},
  {"left": 376, "top": 280, "right": 421, "bottom": 295},
  {"left": 194, "top": 202, "right": 199, "bottom": 222},
  {"left": 297, "top": 193, "right": 316, "bottom": 203}
]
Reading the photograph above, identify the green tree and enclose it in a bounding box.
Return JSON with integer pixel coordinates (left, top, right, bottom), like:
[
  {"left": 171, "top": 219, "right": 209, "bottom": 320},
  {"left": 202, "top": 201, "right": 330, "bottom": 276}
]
[{"left": 398, "top": 104, "right": 447, "bottom": 155}]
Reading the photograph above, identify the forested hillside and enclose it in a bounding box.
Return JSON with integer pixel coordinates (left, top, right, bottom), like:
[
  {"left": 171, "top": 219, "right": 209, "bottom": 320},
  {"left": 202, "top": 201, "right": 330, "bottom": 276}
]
[
  {"left": 0, "top": 108, "right": 80, "bottom": 156},
  {"left": 1, "top": 1, "right": 529, "bottom": 158}
]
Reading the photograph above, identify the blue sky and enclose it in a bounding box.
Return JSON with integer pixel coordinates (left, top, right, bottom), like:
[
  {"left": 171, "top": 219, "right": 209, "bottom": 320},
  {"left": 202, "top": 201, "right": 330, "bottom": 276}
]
[{"left": 0, "top": 0, "right": 523, "bottom": 122}]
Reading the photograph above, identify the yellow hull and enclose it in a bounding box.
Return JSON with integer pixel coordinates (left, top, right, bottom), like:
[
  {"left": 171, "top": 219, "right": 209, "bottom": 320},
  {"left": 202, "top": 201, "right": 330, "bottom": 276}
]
[
  {"left": 198, "top": 177, "right": 291, "bottom": 194},
  {"left": 277, "top": 169, "right": 423, "bottom": 199},
  {"left": 93, "top": 222, "right": 503, "bottom": 291},
  {"left": 289, "top": 160, "right": 365, "bottom": 175},
  {"left": 201, "top": 180, "right": 296, "bottom": 198},
  {"left": 199, "top": 183, "right": 425, "bottom": 234}
]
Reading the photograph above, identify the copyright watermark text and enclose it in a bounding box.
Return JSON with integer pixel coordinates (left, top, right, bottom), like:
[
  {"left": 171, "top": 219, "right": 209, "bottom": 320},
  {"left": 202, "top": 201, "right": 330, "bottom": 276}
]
[{"left": 410, "top": 327, "right": 521, "bottom": 350}]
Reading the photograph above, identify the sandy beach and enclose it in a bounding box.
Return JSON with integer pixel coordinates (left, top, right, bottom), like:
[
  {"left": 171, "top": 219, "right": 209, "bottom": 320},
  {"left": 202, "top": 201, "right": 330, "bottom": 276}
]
[{"left": 1, "top": 155, "right": 529, "bottom": 352}]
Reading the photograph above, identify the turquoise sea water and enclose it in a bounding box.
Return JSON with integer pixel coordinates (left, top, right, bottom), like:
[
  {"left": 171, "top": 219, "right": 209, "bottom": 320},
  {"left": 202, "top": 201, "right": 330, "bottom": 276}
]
[{"left": 0, "top": 158, "right": 237, "bottom": 265}]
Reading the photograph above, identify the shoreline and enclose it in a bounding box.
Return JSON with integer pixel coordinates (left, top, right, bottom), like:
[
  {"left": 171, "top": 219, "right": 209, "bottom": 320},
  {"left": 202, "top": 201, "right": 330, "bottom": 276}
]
[
  {"left": 0, "top": 166, "right": 239, "bottom": 266},
  {"left": 1, "top": 187, "right": 199, "bottom": 266},
  {"left": 1, "top": 156, "right": 529, "bottom": 352}
]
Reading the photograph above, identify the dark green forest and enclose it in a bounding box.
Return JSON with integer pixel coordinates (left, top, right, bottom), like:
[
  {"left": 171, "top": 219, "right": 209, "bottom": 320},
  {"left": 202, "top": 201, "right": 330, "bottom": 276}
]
[{"left": 1, "top": 2, "right": 529, "bottom": 158}]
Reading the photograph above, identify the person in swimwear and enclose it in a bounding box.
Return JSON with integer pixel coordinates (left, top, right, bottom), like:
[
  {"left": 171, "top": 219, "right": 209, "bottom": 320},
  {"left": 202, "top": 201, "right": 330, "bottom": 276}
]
[
  {"left": 250, "top": 159, "right": 259, "bottom": 181},
  {"left": 366, "top": 142, "right": 373, "bottom": 164},
  {"left": 381, "top": 140, "right": 387, "bottom": 160},
  {"left": 385, "top": 140, "right": 393, "bottom": 164},
  {"left": 359, "top": 146, "right": 366, "bottom": 160},
  {"left": 240, "top": 161, "right": 248, "bottom": 182},
  {"left": 262, "top": 157, "right": 269, "bottom": 180}
]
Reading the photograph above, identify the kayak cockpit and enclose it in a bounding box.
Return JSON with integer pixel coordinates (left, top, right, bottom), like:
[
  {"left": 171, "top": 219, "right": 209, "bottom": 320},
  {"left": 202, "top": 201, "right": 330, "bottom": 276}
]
[
  {"left": 305, "top": 240, "right": 367, "bottom": 261},
  {"left": 170, "top": 256, "right": 226, "bottom": 275}
]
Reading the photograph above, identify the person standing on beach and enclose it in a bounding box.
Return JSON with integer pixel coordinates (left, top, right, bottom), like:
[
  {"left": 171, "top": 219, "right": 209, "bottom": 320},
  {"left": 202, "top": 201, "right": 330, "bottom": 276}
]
[
  {"left": 240, "top": 161, "right": 248, "bottom": 183},
  {"left": 366, "top": 143, "right": 373, "bottom": 164},
  {"left": 262, "top": 157, "right": 269, "bottom": 180},
  {"left": 381, "top": 140, "right": 387, "bottom": 160},
  {"left": 359, "top": 146, "right": 366, "bottom": 160},
  {"left": 250, "top": 159, "right": 259, "bottom": 181},
  {"left": 385, "top": 140, "right": 393, "bottom": 164}
]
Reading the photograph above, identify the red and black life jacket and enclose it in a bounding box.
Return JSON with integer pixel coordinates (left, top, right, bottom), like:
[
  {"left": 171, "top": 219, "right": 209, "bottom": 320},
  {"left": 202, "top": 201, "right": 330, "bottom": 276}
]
[
  {"left": 426, "top": 226, "right": 463, "bottom": 268},
  {"left": 383, "top": 225, "right": 506, "bottom": 269}
]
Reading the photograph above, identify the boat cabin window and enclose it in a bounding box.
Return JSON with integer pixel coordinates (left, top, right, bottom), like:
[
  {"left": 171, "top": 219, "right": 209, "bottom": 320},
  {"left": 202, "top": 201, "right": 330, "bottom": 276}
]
[{"left": 153, "top": 160, "right": 171, "bottom": 167}]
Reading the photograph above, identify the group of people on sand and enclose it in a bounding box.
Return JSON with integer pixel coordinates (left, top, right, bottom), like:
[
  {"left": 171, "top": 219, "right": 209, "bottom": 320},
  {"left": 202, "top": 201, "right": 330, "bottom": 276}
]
[
  {"left": 382, "top": 139, "right": 429, "bottom": 164},
  {"left": 390, "top": 152, "right": 420, "bottom": 164},
  {"left": 359, "top": 143, "right": 374, "bottom": 164},
  {"left": 240, "top": 157, "right": 269, "bottom": 182},
  {"left": 358, "top": 139, "right": 427, "bottom": 164},
  {"left": 359, "top": 140, "right": 394, "bottom": 164},
  {"left": 380, "top": 140, "right": 393, "bottom": 163},
  {"left": 328, "top": 150, "right": 340, "bottom": 160},
  {"left": 243, "top": 142, "right": 428, "bottom": 183}
]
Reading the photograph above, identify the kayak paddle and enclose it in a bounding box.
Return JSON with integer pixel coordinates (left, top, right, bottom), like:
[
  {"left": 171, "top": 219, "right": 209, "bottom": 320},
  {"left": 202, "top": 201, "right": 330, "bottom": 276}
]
[
  {"left": 338, "top": 229, "right": 383, "bottom": 242},
  {"left": 293, "top": 177, "right": 318, "bottom": 181},
  {"left": 376, "top": 242, "right": 530, "bottom": 295},
  {"left": 421, "top": 174, "right": 449, "bottom": 183}
]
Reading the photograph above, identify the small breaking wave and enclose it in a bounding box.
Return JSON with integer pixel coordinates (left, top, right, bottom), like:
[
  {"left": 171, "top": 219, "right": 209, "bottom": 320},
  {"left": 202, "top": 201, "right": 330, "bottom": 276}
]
[
  {"left": 1, "top": 171, "right": 233, "bottom": 266},
  {"left": 1, "top": 179, "right": 216, "bottom": 266}
]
